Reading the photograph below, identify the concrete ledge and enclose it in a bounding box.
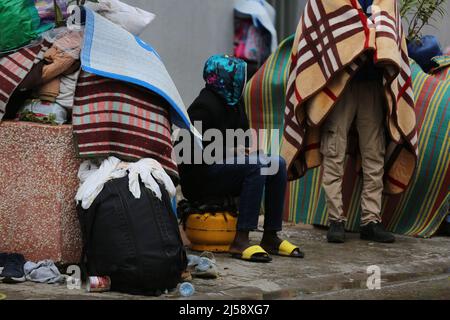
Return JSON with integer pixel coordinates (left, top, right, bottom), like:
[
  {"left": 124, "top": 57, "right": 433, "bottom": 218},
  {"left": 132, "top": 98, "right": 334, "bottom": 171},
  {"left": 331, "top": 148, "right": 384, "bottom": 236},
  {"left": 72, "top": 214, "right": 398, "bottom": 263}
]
[{"left": 0, "top": 121, "right": 82, "bottom": 264}]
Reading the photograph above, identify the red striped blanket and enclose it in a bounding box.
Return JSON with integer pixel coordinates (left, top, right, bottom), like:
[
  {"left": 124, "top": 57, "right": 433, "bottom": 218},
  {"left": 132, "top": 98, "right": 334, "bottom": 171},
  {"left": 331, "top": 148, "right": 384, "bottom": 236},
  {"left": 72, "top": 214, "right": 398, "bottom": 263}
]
[
  {"left": 0, "top": 42, "right": 50, "bottom": 121},
  {"left": 72, "top": 71, "right": 178, "bottom": 179},
  {"left": 282, "top": 0, "right": 418, "bottom": 195}
]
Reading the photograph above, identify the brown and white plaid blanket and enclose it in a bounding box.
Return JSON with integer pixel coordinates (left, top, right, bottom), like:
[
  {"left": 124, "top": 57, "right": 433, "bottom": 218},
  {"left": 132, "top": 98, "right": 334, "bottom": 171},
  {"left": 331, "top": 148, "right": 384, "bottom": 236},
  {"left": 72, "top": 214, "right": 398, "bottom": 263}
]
[{"left": 282, "top": 0, "right": 418, "bottom": 194}]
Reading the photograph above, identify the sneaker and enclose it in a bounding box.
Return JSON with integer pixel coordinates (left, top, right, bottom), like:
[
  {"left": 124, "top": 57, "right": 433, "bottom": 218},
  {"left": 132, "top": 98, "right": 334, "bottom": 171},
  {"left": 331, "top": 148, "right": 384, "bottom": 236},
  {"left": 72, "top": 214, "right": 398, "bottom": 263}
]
[
  {"left": 327, "top": 221, "right": 346, "bottom": 243},
  {"left": 360, "top": 222, "right": 396, "bottom": 243},
  {"left": 0, "top": 253, "right": 26, "bottom": 283}
]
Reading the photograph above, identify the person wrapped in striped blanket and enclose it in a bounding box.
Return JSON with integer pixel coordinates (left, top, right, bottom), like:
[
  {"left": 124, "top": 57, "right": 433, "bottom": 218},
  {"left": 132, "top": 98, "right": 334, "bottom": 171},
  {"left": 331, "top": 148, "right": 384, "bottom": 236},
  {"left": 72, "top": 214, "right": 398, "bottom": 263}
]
[{"left": 282, "top": 0, "right": 418, "bottom": 243}]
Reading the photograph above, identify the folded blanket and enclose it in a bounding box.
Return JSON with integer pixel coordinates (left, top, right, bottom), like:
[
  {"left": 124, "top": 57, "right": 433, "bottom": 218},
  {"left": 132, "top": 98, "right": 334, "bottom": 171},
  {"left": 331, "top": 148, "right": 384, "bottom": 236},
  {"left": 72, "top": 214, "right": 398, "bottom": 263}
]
[
  {"left": 281, "top": 0, "right": 418, "bottom": 195},
  {"left": 0, "top": 41, "right": 50, "bottom": 121},
  {"left": 73, "top": 71, "right": 179, "bottom": 180}
]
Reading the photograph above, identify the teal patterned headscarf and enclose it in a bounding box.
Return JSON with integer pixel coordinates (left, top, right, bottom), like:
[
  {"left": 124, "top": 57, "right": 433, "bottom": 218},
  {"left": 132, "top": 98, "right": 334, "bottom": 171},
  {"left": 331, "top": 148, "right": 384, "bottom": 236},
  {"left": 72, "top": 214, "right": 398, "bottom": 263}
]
[{"left": 203, "top": 55, "right": 247, "bottom": 106}]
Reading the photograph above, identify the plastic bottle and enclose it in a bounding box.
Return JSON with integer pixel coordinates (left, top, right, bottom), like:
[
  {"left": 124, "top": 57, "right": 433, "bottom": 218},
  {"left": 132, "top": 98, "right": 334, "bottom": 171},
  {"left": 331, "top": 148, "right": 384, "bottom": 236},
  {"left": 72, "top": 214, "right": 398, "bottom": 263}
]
[
  {"left": 196, "top": 257, "right": 212, "bottom": 272},
  {"left": 179, "top": 282, "right": 195, "bottom": 297}
]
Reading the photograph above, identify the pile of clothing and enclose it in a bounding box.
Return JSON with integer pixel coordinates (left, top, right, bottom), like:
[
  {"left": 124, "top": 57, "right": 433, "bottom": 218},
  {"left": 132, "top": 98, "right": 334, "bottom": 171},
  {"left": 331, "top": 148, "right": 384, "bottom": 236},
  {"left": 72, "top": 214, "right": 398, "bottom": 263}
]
[
  {"left": 0, "top": 0, "right": 201, "bottom": 183},
  {"left": 0, "top": 1, "right": 82, "bottom": 124},
  {"left": 0, "top": 252, "right": 64, "bottom": 284},
  {"left": 0, "top": 0, "right": 157, "bottom": 126},
  {"left": 16, "top": 28, "right": 83, "bottom": 125}
]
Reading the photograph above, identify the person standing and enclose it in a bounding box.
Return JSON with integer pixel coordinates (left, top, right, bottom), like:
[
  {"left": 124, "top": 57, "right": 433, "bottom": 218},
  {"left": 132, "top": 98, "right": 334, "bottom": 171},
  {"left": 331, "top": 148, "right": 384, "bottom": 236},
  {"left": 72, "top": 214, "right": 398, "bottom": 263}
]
[
  {"left": 322, "top": 0, "right": 392, "bottom": 243},
  {"left": 281, "top": 0, "right": 418, "bottom": 244}
]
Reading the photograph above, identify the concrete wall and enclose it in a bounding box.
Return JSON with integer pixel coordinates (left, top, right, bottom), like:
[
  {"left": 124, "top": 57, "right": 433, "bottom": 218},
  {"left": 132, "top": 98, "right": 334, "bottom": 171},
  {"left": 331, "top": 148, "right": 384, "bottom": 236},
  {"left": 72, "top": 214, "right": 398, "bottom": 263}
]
[
  {"left": 122, "top": 0, "right": 449, "bottom": 106},
  {"left": 123, "top": 0, "right": 235, "bottom": 107}
]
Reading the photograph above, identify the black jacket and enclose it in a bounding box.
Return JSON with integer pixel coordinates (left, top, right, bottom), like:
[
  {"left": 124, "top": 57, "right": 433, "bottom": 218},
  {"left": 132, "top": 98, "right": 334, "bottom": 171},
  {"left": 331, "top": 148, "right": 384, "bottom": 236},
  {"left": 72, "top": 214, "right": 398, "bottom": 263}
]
[
  {"left": 189, "top": 88, "right": 249, "bottom": 136},
  {"left": 177, "top": 88, "right": 250, "bottom": 194}
]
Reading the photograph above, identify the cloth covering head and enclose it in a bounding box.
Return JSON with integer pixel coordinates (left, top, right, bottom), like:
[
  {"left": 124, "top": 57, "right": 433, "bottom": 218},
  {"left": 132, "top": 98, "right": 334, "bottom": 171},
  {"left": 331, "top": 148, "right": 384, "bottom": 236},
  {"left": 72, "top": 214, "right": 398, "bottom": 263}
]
[{"left": 203, "top": 55, "right": 247, "bottom": 106}]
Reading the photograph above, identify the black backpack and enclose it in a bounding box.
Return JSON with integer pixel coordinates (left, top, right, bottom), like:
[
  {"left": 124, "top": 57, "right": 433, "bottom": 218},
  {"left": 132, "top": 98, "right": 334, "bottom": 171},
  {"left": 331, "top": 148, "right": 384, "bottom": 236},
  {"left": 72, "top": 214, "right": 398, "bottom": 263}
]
[{"left": 77, "top": 176, "right": 187, "bottom": 296}]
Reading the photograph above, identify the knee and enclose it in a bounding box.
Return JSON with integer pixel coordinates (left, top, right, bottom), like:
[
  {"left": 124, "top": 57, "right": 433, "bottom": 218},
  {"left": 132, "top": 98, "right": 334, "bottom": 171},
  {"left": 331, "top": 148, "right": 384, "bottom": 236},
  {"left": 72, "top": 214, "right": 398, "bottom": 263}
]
[
  {"left": 277, "top": 156, "right": 287, "bottom": 171},
  {"left": 276, "top": 156, "right": 288, "bottom": 178},
  {"left": 272, "top": 156, "right": 287, "bottom": 175},
  {"left": 261, "top": 155, "right": 287, "bottom": 177}
]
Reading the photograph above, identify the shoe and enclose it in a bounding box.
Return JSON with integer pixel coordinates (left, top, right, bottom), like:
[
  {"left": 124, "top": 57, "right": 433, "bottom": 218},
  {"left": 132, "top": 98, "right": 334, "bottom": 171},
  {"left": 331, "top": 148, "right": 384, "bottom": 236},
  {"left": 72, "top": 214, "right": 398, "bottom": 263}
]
[
  {"left": 327, "top": 221, "right": 346, "bottom": 243},
  {"left": 0, "top": 253, "right": 26, "bottom": 283},
  {"left": 438, "top": 220, "right": 450, "bottom": 237},
  {"left": 443, "top": 222, "right": 450, "bottom": 236},
  {"left": 360, "top": 222, "right": 396, "bottom": 243},
  {"left": 0, "top": 253, "right": 7, "bottom": 279}
]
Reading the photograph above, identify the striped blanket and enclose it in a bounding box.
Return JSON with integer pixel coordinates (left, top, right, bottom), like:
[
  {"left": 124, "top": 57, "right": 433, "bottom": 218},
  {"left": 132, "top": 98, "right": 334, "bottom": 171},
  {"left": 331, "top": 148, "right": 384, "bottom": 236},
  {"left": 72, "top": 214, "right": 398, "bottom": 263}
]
[
  {"left": 282, "top": 0, "right": 418, "bottom": 195},
  {"left": 0, "top": 42, "right": 50, "bottom": 121},
  {"left": 73, "top": 71, "right": 178, "bottom": 180},
  {"left": 245, "top": 37, "right": 450, "bottom": 238}
]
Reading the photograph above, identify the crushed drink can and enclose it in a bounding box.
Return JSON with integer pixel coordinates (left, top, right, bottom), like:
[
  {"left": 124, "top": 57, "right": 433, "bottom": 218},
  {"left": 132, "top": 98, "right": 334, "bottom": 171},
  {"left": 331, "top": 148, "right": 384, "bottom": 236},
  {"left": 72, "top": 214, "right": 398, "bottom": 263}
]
[{"left": 86, "top": 276, "right": 111, "bottom": 293}]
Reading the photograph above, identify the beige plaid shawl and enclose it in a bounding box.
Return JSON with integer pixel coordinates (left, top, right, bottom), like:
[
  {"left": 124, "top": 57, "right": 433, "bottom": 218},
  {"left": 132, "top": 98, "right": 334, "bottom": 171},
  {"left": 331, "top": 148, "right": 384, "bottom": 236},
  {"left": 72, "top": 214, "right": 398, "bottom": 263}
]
[{"left": 281, "top": 0, "right": 418, "bottom": 194}]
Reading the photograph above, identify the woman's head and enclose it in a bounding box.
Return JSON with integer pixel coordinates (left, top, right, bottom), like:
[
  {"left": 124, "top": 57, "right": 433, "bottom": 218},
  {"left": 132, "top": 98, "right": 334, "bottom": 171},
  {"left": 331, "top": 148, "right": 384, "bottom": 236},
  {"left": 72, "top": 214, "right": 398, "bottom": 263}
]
[{"left": 203, "top": 55, "right": 247, "bottom": 106}]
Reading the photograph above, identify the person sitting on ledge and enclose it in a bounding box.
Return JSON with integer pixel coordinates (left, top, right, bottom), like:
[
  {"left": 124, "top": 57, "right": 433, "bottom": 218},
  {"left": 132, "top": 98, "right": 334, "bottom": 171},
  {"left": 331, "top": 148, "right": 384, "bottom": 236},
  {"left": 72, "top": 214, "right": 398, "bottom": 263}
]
[{"left": 177, "top": 54, "right": 304, "bottom": 262}]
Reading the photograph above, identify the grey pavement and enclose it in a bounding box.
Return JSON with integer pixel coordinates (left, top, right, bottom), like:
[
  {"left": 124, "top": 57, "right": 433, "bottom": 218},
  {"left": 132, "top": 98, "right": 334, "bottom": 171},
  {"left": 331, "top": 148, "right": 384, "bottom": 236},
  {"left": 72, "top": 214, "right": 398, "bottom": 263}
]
[{"left": 0, "top": 224, "right": 449, "bottom": 300}]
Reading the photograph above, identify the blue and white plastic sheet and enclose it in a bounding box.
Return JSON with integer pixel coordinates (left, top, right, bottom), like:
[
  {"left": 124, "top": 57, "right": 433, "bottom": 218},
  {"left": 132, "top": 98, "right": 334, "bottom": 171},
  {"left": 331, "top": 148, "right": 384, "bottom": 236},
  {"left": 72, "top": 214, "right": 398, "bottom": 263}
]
[{"left": 80, "top": 8, "right": 201, "bottom": 142}]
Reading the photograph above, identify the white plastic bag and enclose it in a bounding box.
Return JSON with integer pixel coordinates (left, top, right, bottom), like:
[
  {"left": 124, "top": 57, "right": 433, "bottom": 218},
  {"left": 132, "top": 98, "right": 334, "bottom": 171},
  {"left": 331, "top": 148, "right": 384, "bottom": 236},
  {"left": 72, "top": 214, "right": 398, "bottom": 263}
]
[
  {"left": 19, "top": 100, "right": 68, "bottom": 125},
  {"left": 85, "top": 0, "right": 155, "bottom": 35}
]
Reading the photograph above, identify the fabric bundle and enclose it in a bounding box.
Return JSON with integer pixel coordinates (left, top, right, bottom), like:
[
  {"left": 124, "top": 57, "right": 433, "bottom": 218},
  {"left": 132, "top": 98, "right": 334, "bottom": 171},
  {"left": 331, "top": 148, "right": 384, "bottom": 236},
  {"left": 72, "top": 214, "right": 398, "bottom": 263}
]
[
  {"left": 234, "top": 0, "right": 278, "bottom": 54},
  {"left": 281, "top": 0, "right": 418, "bottom": 195},
  {"left": 72, "top": 71, "right": 179, "bottom": 179},
  {"left": 407, "top": 35, "right": 443, "bottom": 73},
  {"left": 37, "top": 29, "right": 83, "bottom": 107},
  {"left": 85, "top": 0, "right": 155, "bottom": 36},
  {"left": 0, "top": 41, "right": 51, "bottom": 121},
  {"left": 244, "top": 35, "right": 450, "bottom": 238},
  {"left": 0, "top": 0, "right": 53, "bottom": 53},
  {"left": 0, "top": 3, "right": 190, "bottom": 183},
  {"left": 0, "top": 28, "right": 84, "bottom": 125},
  {"left": 23, "top": 260, "right": 64, "bottom": 284},
  {"left": 34, "top": 0, "right": 69, "bottom": 24}
]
